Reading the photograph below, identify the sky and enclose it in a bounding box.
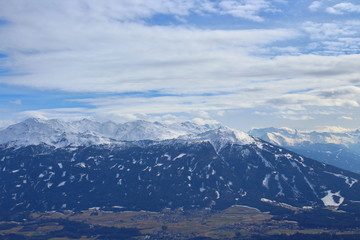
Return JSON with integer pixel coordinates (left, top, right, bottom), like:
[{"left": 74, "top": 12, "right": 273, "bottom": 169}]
[{"left": 1, "top": 0, "right": 360, "bottom": 131}]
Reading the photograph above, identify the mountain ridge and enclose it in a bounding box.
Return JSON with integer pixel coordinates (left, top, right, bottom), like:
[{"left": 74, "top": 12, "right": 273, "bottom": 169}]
[
  {"left": 0, "top": 118, "right": 359, "bottom": 214},
  {"left": 0, "top": 118, "right": 220, "bottom": 148},
  {"left": 249, "top": 127, "right": 360, "bottom": 173}
]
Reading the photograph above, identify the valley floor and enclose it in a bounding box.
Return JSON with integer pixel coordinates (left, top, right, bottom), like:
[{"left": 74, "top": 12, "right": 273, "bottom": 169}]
[{"left": 0, "top": 205, "right": 359, "bottom": 240}]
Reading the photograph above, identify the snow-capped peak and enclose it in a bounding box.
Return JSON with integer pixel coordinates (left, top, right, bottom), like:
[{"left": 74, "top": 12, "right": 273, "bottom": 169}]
[
  {"left": 181, "top": 126, "right": 256, "bottom": 152},
  {"left": 0, "top": 118, "right": 66, "bottom": 147},
  {"left": 0, "top": 118, "right": 222, "bottom": 147},
  {"left": 249, "top": 127, "right": 358, "bottom": 147},
  {"left": 114, "top": 120, "right": 184, "bottom": 141}
]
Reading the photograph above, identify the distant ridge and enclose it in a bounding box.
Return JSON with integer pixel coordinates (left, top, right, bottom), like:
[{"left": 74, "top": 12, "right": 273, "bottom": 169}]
[{"left": 249, "top": 127, "right": 360, "bottom": 173}]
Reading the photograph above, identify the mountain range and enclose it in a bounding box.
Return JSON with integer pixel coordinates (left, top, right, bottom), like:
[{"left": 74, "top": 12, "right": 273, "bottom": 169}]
[
  {"left": 0, "top": 118, "right": 359, "bottom": 214},
  {"left": 249, "top": 127, "right": 360, "bottom": 173},
  {"left": 0, "top": 118, "right": 217, "bottom": 147}
]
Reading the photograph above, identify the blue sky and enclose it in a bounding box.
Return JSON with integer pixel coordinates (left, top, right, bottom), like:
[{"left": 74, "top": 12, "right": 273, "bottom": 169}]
[{"left": 1, "top": 0, "right": 360, "bottom": 131}]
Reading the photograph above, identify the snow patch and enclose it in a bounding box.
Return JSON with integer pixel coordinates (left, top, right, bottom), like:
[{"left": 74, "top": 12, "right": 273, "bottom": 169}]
[
  {"left": 162, "top": 153, "right": 171, "bottom": 161},
  {"left": 324, "top": 171, "right": 358, "bottom": 188},
  {"left": 75, "top": 162, "right": 86, "bottom": 168},
  {"left": 262, "top": 174, "right": 271, "bottom": 189},
  {"left": 57, "top": 181, "right": 66, "bottom": 187},
  {"left": 321, "top": 190, "right": 344, "bottom": 207},
  {"left": 215, "top": 190, "right": 220, "bottom": 199},
  {"left": 173, "top": 153, "right": 186, "bottom": 160}
]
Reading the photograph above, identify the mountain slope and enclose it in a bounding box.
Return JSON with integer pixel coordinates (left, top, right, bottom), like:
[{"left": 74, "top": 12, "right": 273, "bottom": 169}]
[
  {"left": 249, "top": 127, "right": 360, "bottom": 173},
  {"left": 0, "top": 120, "right": 359, "bottom": 213}
]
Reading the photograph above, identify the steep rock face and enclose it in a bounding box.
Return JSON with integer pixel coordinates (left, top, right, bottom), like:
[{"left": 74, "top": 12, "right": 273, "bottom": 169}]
[{"left": 249, "top": 127, "right": 360, "bottom": 173}]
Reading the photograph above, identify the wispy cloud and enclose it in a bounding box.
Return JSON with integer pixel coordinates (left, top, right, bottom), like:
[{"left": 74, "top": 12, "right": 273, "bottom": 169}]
[
  {"left": 10, "top": 99, "right": 22, "bottom": 105},
  {"left": 268, "top": 86, "right": 360, "bottom": 108},
  {"left": 217, "top": 0, "right": 276, "bottom": 22},
  {"left": 340, "top": 116, "right": 353, "bottom": 120},
  {"left": 327, "top": 2, "right": 360, "bottom": 15},
  {"left": 302, "top": 21, "right": 358, "bottom": 40},
  {"left": 309, "top": 1, "right": 322, "bottom": 11},
  {"left": 302, "top": 21, "right": 360, "bottom": 54},
  {"left": 0, "top": 15, "right": 298, "bottom": 93}
]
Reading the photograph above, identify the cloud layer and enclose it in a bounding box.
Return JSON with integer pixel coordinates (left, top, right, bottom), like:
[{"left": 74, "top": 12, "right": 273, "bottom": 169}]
[{"left": 0, "top": 0, "right": 360, "bottom": 130}]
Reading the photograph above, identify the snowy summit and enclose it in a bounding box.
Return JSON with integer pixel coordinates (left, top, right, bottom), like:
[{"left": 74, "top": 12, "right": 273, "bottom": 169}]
[{"left": 0, "top": 118, "right": 254, "bottom": 149}]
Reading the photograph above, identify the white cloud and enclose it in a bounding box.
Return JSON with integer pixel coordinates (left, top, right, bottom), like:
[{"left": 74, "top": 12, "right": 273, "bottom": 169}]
[
  {"left": 1, "top": 0, "right": 360, "bottom": 129},
  {"left": 340, "top": 116, "right": 353, "bottom": 120},
  {"left": 192, "top": 118, "right": 219, "bottom": 125},
  {"left": 280, "top": 115, "right": 314, "bottom": 121},
  {"left": 0, "top": 9, "right": 299, "bottom": 93},
  {"left": 302, "top": 21, "right": 358, "bottom": 40},
  {"left": 217, "top": 0, "right": 274, "bottom": 22},
  {"left": 301, "top": 21, "right": 360, "bottom": 54},
  {"left": 315, "top": 86, "right": 360, "bottom": 98},
  {"left": 309, "top": 1, "right": 322, "bottom": 11},
  {"left": 19, "top": 108, "right": 92, "bottom": 121},
  {"left": 0, "top": 0, "right": 193, "bottom": 23},
  {"left": 0, "top": 0, "right": 279, "bottom": 28},
  {"left": 268, "top": 86, "right": 360, "bottom": 108},
  {"left": 327, "top": 2, "right": 360, "bottom": 15},
  {"left": 11, "top": 50, "right": 360, "bottom": 125},
  {"left": 315, "top": 126, "right": 353, "bottom": 133},
  {"left": 2, "top": 1, "right": 358, "bottom": 97},
  {"left": 258, "top": 85, "right": 360, "bottom": 122}
]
